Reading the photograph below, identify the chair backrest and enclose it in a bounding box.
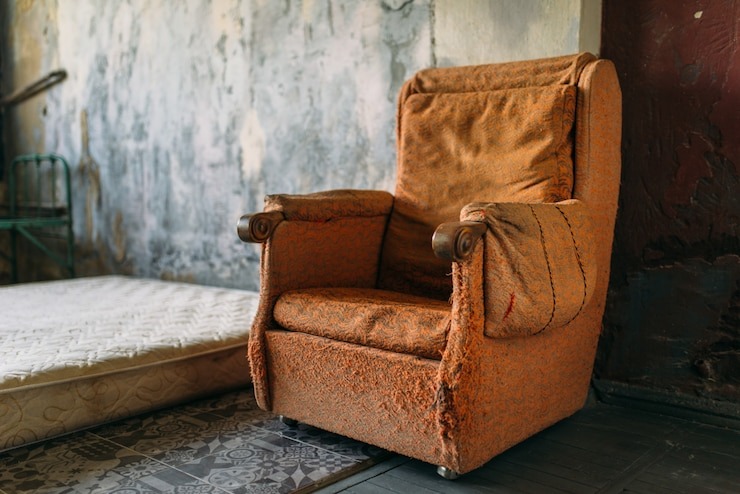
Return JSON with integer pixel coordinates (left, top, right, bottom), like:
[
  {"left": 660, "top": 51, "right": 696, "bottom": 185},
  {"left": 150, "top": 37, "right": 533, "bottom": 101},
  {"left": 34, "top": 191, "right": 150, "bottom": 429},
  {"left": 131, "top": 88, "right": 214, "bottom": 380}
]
[
  {"left": 8, "top": 153, "right": 72, "bottom": 219},
  {"left": 377, "top": 53, "right": 597, "bottom": 300}
]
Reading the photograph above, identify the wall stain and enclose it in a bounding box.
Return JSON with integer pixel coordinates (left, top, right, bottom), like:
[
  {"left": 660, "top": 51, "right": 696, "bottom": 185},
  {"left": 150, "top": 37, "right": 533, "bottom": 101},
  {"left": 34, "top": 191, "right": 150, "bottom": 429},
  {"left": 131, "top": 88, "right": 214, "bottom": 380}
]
[
  {"left": 112, "top": 210, "right": 126, "bottom": 264},
  {"left": 382, "top": 0, "right": 415, "bottom": 12},
  {"left": 15, "top": 0, "right": 35, "bottom": 15},
  {"left": 79, "top": 109, "right": 102, "bottom": 246},
  {"left": 160, "top": 270, "right": 196, "bottom": 284}
]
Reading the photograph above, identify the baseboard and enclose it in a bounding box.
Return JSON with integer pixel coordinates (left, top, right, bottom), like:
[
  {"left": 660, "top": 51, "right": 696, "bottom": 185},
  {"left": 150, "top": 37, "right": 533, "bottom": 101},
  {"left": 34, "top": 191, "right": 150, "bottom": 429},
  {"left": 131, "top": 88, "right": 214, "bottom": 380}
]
[{"left": 592, "top": 378, "right": 740, "bottom": 430}]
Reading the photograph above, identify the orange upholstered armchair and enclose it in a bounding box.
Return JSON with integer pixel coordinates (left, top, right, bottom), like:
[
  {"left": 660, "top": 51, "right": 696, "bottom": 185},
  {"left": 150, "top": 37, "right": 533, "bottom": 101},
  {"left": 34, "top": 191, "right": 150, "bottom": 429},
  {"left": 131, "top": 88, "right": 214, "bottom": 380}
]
[{"left": 237, "top": 53, "right": 621, "bottom": 478}]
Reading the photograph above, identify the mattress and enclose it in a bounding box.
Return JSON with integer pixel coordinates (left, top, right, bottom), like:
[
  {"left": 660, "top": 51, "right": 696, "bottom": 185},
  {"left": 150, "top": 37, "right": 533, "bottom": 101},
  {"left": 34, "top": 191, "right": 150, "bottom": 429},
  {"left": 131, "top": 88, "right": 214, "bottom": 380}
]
[{"left": 0, "top": 276, "right": 258, "bottom": 452}]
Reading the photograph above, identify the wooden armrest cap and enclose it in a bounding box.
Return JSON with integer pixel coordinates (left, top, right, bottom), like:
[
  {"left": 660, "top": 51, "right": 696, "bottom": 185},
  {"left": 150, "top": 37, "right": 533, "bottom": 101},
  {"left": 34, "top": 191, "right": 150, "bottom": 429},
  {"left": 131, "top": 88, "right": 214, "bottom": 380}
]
[
  {"left": 237, "top": 211, "right": 285, "bottom": 243},
  {"left": 432, "top": 221, "right": 487, "bottom": 262}
]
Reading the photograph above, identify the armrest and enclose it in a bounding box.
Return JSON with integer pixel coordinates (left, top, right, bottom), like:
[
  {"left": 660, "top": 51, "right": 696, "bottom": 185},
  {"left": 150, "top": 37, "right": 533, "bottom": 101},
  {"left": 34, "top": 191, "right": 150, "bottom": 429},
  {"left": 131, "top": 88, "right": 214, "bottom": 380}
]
[
  {"left": 461, "top": 199, "right": 597, "bottom": 338},
  {"left": 242, "top": 189, "right": 394, "bottom": 411},
  {"left": 237, "top": 189, "right": 394, "bottom": 243},
  {"left": 237, "top": 189, "right": 394, "bottom": 314},
  {"left": 264, "top": 189, "right": 394, "bottom": 222}
]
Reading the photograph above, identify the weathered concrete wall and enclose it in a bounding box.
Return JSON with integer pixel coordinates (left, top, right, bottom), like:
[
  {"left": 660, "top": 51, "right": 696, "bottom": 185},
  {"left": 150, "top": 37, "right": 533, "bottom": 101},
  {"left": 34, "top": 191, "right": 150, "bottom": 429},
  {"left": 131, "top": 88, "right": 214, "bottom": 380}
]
[
  {"left": 1, "top": 0, "right": 592, "bottom": 289},
  {"left": 1, "top": 0, "right": 434, "bottom": 287},
  {"left": 434, "top": 0, "right": 600, "bottom": 66},
  {"left": 598, "top": 0, "right": 740, "bottom": 405}
]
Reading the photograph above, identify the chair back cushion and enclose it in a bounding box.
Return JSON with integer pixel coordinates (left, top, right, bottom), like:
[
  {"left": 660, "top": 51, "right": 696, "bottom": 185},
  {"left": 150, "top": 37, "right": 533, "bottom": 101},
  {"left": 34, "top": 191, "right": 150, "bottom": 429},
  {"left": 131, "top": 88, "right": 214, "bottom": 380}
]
[{"left": 377, "top": 53, "right": 595, "bottom": 300}]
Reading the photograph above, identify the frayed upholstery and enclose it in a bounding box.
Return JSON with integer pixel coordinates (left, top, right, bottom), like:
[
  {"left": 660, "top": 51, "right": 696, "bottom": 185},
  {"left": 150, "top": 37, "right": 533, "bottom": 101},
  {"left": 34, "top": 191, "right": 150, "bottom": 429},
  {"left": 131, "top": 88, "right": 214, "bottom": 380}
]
[
  {"left": 275, "top": 287, "right": 451, "bottom": 360},
  {"left": 245, "top": 54, "right": 622, "bottom": 475},
  {"left": 266, "top": 330, "right": 444, "bottom": 464},
  {"left": 265, "top": 189, "right": 393, "bottom": 222},
  {"left": 436, "top": 242, "right": 485, "bottom": 471},
  {"left": 461, "top": 199, "right": 597, "bottom": 338},
  {"left": 248, "top": 208, "right": 392, "bottom": 412},
  {"left": 433, "top": 59, "right": 621, "bottom": 474},
  {"left": 396, "top": 52, "right": 596, "bottom": 144}
]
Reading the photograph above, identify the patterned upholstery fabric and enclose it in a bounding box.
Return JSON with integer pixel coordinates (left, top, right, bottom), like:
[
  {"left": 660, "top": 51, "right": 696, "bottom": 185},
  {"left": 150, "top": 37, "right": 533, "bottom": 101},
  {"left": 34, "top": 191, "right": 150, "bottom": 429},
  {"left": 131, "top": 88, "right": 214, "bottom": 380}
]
[{"left": 274, "top": 288, "right": 451, "bottom": 360}]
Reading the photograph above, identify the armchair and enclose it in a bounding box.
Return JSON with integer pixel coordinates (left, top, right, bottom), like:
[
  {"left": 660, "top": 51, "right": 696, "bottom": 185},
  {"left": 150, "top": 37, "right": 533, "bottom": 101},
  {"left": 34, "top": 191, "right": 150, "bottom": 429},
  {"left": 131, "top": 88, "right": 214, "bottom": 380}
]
[{"left": 238, "top": 53, "right": 621, "bottom": 477}]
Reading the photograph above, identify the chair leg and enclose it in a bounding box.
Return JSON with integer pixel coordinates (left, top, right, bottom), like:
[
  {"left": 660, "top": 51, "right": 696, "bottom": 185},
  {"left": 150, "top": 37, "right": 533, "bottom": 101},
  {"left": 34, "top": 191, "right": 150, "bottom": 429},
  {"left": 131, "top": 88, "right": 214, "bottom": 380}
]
[
  {"left": 437, "top": 466, "right": 460, "bottom": 480},
  {"left": 279, "top": 415, "right": 298, "bottom": 426}
]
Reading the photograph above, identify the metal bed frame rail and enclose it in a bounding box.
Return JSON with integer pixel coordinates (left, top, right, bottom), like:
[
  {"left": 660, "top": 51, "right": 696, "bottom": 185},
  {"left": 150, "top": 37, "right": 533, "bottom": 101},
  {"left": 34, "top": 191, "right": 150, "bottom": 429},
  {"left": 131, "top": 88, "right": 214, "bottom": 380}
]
[{"left": 0, "top": 153, "right": 75, "bottom": 283}]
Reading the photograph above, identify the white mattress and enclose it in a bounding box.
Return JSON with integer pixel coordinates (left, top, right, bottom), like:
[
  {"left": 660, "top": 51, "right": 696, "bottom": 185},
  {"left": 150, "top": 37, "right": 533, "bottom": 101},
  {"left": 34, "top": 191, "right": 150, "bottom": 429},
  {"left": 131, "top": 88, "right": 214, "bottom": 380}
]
[{"left": 0, "top": 276, "right": 258, "bottom": 451}]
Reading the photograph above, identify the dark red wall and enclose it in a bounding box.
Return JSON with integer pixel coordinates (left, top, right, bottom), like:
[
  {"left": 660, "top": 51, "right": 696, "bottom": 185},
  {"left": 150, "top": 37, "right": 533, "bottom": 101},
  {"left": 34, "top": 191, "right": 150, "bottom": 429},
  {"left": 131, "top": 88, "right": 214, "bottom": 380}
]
[{"left": 598, "top": 0, "right": 740, "bottom": 403}]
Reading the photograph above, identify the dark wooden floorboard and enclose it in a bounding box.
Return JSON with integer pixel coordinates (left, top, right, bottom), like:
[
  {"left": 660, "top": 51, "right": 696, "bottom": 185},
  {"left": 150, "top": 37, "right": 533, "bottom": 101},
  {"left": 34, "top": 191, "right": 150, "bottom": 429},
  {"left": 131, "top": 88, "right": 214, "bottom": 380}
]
[
  {"left": 314, "top": 456, "right": 411, "bottom": 494},
  {"left": 540, "top": 420, "right": 658, "bottom": 462},
  {"left": 620, "top": 478, "right": 686, "bottom": 494},
  {"left": 566, "top": 405, "right": 680, "bottom": 439},
  {"left": 677, "top": 423, "right": 740, "bottom": 459},
  {"left": 631, "top": 471, "right": 730, "bottom": 494},
  {"left": 385, "top": 460, "right": 505, "bottom": 494},
  {"left": 496, "top": 437, "right": 624, "bottom": 488},
  {"left": 645, "top": 448, "right": 740, "bottom": 493},
  {"left": 326, "top": 403, "right": 739, "bottom": 494},
  {"left": 368, "top": 473, "right": 443, "bottom": 494},
  {"left": 341, "top": 483, "right": 396, "bottom": 494},
  {"left": 522, "top": 436, "right": 633, "bottom": 470},
  {"left": 483, "top": 460, "right": 596, "bottom": 494},
  {"left": 473, "top": 464, "right": 580, "bottom": 494}
]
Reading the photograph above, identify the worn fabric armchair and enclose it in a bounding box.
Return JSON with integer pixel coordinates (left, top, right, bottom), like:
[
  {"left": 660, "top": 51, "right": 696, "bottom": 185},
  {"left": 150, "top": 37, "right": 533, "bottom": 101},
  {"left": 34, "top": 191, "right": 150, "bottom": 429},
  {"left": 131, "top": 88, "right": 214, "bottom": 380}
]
[{"left": 238, "top": 53, "right": 621, "bottom": 477}]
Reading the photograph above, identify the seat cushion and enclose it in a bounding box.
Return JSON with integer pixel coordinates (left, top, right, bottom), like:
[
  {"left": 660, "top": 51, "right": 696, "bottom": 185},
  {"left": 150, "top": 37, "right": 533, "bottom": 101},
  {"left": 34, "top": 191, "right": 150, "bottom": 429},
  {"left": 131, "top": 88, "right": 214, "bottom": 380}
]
[{"left": 273, "top": 288, "right": 451, "bottom": 360}]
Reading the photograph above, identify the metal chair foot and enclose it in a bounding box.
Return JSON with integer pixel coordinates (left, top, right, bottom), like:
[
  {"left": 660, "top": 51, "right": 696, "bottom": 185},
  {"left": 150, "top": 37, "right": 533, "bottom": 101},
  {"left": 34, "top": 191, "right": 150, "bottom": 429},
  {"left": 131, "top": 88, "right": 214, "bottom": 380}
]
[
  {"left": 279, "top": 415, "right": 298, "bottom": 426},
  {"left": 437, "top": 466, "right": 460, "bottom": 480}
]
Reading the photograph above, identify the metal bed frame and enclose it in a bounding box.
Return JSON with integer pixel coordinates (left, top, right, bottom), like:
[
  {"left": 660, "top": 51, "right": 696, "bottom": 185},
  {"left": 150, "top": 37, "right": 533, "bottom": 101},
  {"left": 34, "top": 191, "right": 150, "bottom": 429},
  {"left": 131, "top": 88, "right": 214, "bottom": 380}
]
[{"left": 0, "top": 153, "right": 75, "bottom": 282}]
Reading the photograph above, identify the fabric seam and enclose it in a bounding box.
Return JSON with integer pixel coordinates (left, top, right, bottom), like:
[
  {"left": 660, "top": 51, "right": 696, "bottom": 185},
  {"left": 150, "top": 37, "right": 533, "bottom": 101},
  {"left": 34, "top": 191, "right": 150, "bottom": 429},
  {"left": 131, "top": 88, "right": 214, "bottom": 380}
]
[
  {"left": 529, "top": 205, "right": 556, "bottom": 335},
  {"left": 555, "top": 205, "right": 588, "bottom": 325}
]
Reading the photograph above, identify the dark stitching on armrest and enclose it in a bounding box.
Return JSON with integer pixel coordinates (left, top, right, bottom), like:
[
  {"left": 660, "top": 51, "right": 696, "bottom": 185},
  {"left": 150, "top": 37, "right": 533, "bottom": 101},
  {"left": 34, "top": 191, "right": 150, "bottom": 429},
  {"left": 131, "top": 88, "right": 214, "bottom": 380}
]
[
  {"left": 555, "top": 205, "right": 588, "bottom": 324},
  {"left": 529, "top": 205, "right": 556, "bottom": 335}
]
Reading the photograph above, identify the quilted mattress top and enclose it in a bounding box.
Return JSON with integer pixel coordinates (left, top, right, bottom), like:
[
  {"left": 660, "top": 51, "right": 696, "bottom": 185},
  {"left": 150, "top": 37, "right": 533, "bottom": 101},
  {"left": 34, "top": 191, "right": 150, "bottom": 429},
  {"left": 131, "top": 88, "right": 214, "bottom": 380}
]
[{"left": 0, "top": 276, "right": 259, "bottom": 392}]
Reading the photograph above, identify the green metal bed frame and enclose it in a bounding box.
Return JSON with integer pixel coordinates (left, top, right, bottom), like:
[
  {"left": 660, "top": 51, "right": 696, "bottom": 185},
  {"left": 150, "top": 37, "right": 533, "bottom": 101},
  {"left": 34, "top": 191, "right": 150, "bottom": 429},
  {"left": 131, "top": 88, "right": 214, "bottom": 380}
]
[{"left": 0, "top": 153, "right": 75, "bottom": 283}]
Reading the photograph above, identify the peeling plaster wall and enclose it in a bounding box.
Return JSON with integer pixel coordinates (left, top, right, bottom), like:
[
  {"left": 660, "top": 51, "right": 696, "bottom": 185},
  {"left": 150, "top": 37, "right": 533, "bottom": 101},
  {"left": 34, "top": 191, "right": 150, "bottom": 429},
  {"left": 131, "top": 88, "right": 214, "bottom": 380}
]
[
  {"left": 1, "top": 0, "right": 434, "bottom": 287},
  {"left": 1, "top": 0, "right": 590, "bottom": 289},
  {"left": 598, "top": 0, "right": 740, "bottom": 405},
  {"left": 434, "top": 0, "right": 597, "bottom": 67}
]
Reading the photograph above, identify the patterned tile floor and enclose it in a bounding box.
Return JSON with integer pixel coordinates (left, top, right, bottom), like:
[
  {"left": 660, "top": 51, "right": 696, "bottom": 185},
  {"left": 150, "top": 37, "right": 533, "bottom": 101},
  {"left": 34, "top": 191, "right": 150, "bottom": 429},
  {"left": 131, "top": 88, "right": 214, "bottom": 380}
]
[{"left": 0, "top": 390, "right": 388, "bottom": 494}]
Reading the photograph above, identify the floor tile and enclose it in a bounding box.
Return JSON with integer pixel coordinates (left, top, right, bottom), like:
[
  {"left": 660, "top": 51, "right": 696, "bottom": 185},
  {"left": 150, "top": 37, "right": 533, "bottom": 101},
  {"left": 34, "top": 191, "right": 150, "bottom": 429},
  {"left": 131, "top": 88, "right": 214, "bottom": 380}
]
[
  {"left": 92, "top": 409, "right": 264, "bottom": 465},
  {"left": 91, "top": 407, "right": 222, "bottom": 440},
  {"left": 0, "top": 433, "right": 169, "bottom": 493},
  {"left": 183, "top": 390, "right": 265, "bottom": 417},
  {"left": 253, "top": 419, "right": 387, "bottom": 462},
  {"left": 0, "top": 387, "right": 386, "bottom": 493},
  {"left": 127, "top": 468, "right": 233, "bottom": 493},
  {"left": 175, "top": 430, "right": 359, "bottom": 494},
  {"left": 206, "top": 402, "right": 279, "bottom": 424}
]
